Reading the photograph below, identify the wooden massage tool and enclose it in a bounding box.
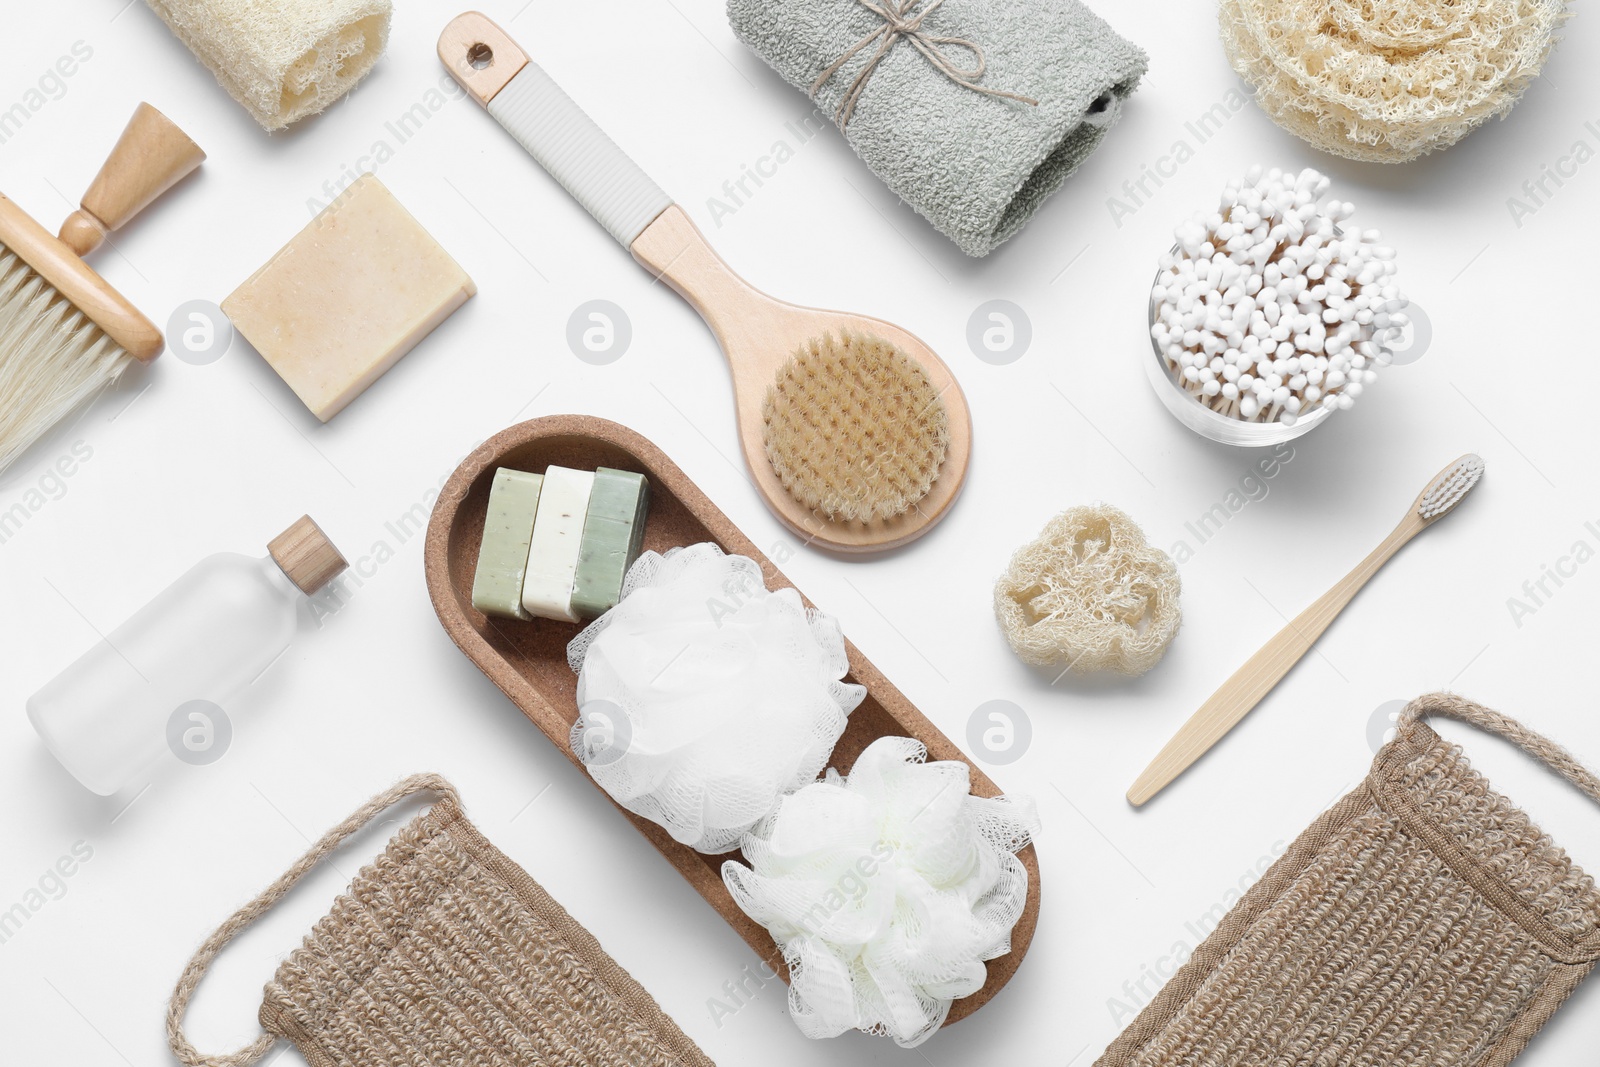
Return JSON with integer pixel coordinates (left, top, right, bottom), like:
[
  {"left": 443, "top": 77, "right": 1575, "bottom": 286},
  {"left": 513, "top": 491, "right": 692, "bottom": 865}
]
[{"left": 439, "top": 12, "right": 972, "bottom": 554}]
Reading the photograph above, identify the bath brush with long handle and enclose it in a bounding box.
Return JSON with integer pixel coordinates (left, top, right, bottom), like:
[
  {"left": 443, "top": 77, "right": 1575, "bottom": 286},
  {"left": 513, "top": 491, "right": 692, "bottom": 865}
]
[
  {"left": 1128, "top": 454, "right": 1486, "bottom": 808},
  {"left": 439, "top": 12, "right": 970, "bottom": 554}
]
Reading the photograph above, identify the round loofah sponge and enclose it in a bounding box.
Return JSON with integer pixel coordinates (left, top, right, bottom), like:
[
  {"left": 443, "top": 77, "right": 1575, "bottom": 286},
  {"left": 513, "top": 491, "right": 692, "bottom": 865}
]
[
  {"left": 994, "top": 505, "right": 1181, "bottom": 675},
  {"left": 1220, "top": 0, "right": 1567, "bottom": 162},
  {"left": 762, "top": 331, "right": 949, "bottom": 524},
  {"left": 721, "top": 736, "right": 1038, "bottom": 1048}
]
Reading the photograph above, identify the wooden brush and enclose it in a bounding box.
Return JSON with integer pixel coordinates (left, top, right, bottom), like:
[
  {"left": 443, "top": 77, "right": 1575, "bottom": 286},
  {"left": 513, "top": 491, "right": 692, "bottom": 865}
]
[
  {"left": 438, "top": 12, "right": 971, "bottom": 554},
  {"left": 1128, "top": 454, "right": 1486, "bottom": 807},
  {"left": 0, "top": 102, "right": 203, "bottom": 474}
]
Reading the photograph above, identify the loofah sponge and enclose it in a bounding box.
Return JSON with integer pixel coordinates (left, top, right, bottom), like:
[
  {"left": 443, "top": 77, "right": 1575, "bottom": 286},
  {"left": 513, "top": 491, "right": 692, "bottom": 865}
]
[
  {"left": 722, "top": 736, "right": 1038, "bottom": 1048},
  {"left": 994, "top": 505, "right": 1180, "bottom": 675},
  {"left": 1220, "top": 0, "right": 1567, "bottom": 162},
  {"left": 146, "top": 0, "right": 391, "bottom": 131},
  {"left": 567, "top": 544, "right": 866, "bottom": 854},
  {"left": 762, "top": 331, "right": 949, "bottom": 524}
]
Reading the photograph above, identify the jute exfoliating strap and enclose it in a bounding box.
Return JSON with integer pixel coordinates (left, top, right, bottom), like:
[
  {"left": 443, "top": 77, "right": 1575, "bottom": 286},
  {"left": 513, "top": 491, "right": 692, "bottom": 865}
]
[
  {"left": 167, "top": 774, "right": 715, "bottom": 1067},
  {"left": 1097, "top": 693, "right": 1600, "bottom": 1067}
]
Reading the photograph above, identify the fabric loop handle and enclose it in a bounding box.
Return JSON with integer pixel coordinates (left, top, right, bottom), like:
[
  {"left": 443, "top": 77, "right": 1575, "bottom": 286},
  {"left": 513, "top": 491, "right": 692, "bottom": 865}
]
[
  {"left": 165, "top": 774, "right": 460, "bottom": 1067},
  {"left": 1399, "top": 693, "right": 1600, "bottom": 808}
]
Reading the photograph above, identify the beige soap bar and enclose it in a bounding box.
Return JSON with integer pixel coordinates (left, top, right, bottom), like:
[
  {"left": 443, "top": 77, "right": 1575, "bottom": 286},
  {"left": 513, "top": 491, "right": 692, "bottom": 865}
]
[{"left": 223, "top": 174, "right": 475, "bottom": 421}]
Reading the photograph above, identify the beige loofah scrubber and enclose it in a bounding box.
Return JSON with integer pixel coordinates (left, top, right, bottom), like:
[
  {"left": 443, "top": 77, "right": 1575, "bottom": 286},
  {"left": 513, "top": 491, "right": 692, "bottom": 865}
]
[
  {"left": 1220, "top": 0, "right": 1568, "bottom": 162},
  {"left": 146, "top": 0, "right": 391, "bottom": 131},
  {"left": 995, "top": 505, "right": 1181, "bottom": 675}
]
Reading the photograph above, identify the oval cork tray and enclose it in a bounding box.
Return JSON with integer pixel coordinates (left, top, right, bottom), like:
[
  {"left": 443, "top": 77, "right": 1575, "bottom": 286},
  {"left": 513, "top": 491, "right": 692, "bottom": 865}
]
[{"left": 424, "top": 415, "right": 1040, "bottom": 1027}]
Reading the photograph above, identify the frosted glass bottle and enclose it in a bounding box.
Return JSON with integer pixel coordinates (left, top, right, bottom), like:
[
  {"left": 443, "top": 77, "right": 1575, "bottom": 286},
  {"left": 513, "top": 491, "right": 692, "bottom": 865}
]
[{"left": 27, "top": 516, "right": 347, "bottom": 795}]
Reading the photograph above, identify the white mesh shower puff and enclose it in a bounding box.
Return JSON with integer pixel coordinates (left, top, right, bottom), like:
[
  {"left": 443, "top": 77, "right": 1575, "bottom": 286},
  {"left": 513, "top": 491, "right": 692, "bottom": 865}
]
[
  {"left": 567, "top": 543, "right": 866, "bottom": 854},
  {"left": 721, "top": 736, "right": 1039, "bottom": 1047}
]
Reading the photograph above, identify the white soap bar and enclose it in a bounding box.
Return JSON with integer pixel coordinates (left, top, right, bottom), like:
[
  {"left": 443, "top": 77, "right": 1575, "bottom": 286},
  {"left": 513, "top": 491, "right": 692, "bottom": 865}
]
[{"left": 522, "top": 466, "right": 595, "bottom": 622}]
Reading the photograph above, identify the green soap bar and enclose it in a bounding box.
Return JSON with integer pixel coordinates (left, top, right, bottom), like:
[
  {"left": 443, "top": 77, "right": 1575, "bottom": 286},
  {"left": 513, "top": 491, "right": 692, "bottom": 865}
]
[
  {"left": 470, "top": 468, "right": 544, "bottom": 620},
  {"left": 571, "top": 467, "right": 650, "bottom": 620}
]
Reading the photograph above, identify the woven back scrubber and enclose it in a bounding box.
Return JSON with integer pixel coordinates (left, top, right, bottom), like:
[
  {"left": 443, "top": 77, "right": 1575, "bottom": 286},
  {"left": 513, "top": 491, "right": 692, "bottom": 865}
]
[
  {"left": 1098, "top": 694, "right": 1600, "bottom": 1067},
  {"left": 167, "top": 774, "right": 715, "bottom": 1067}
]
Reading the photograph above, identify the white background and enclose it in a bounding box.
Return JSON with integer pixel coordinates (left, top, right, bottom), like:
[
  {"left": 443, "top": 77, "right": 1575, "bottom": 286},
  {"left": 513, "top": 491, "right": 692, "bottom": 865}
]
[{"left": 3, "top": 1, "right": 1598, "bottom": 1064}]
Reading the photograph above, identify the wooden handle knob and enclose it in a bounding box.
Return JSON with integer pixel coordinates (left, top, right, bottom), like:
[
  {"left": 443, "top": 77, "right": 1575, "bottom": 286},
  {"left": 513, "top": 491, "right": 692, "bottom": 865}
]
[{"left": 59, "top": 102, "right": 204, "bottom": 257}]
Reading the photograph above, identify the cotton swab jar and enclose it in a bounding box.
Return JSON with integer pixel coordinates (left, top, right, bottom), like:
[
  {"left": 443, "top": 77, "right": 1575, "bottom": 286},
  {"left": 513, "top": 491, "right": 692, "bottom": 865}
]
[{"left": 1147, "top": 166, "right": 1408, "bottom": 447}]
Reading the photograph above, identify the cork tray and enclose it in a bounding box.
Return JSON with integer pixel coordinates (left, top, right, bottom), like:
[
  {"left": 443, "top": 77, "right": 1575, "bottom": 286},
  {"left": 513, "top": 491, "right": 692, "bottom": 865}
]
[{"left": 424, "top": 415, "right": 1040, "bottom": 1026}]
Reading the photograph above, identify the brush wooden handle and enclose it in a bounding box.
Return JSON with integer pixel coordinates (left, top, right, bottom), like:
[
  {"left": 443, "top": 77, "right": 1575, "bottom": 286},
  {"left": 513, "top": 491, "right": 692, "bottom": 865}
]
[
  {"left": 58, "top": 103, "right": 204, "bottom": 257},
  {"left": 630, "top": 206, "right": 772, "bottom": 339},
  {"left": 0, "top": 194, "right": 162, "bottom": 360},
  {"left": 1128, "top": 509, "right": 1427, "bottom": 807}
]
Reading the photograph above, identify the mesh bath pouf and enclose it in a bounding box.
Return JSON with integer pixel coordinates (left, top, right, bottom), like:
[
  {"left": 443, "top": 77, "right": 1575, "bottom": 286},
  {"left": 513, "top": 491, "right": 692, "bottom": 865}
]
[
  {"left": 1220, "top": 0, "right": 1568, "bottom": 162},
  {"left": 721, "top": 736, "right": 1039, "bottom": 1048},
  {"left": 567, "top": 544, "right": 865, "bottom": 854}
]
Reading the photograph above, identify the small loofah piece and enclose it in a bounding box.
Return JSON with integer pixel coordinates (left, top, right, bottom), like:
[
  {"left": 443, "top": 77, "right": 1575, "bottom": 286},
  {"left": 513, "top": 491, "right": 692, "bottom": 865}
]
[
  {"left": 994, "top": 505, "right": 1181, "bottom": 675},
  {"left": 1219, "top": 0, "right": 1567, "bottom": 162},
  {"left": 567, "top": 543, "right": 866, "bottom": 854},
  {"left": 722, "top": 736, "right": 1038, "bottom": 1048},
  {"left": 145, "top": 0, "right": 392, "bottom": 131},
  {"left": 762, "top": 331, "right": 949, "bottom": 524}
]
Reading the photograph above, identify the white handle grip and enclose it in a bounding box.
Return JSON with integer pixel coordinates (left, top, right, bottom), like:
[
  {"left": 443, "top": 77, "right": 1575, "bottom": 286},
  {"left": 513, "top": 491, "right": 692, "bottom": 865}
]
[{"left": 487, "top": 62, "right": 673, "bottom": 248}]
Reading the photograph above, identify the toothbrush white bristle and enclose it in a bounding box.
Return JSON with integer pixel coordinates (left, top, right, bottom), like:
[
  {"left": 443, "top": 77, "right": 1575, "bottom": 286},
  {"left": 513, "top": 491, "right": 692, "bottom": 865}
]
[{"left": 1417, "top": 454, "right": 1485, "bottom": 520}]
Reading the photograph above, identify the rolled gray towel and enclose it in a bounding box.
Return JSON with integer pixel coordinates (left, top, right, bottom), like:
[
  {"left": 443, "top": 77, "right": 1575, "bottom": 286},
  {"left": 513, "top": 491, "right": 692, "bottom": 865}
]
[{"left": 728, "top": 0, "right": 1147, "bottom": 257}]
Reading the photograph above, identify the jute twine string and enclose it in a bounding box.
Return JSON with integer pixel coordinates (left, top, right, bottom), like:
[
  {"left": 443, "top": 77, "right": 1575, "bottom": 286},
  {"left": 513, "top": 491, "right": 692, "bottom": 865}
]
[
  {"left": 165, "top": 774, "right": 458, "bottom": 1067},
  {"left": 811, "top": 0, "right": 1039, "bottom": 128}
]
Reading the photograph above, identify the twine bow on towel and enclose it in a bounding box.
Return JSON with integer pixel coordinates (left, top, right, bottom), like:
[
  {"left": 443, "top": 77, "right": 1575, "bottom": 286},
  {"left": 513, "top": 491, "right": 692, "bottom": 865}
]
[{"left": 811, "top": 0, "right": 1039, "bottom": 129}]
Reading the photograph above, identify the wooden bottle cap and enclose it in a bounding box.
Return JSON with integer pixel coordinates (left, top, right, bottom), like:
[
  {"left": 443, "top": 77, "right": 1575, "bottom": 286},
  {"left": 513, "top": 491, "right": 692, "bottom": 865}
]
[
  {"left": 59, "top": 102, "right": 205, "bottom": 257},
  {"left": 268, "top": 515, "right": 348, "bottom": 595}
]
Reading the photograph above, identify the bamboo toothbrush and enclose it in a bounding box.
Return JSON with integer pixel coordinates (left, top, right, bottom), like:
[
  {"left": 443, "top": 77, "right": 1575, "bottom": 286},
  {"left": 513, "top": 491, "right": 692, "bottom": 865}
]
[
  {"left": 438, "top": 12, "right": 972, "bottom": 554},
  {"left": 1129, "top": 454, "right": 1486, "bottom": 807},
  {"left": 0, "top": 102, "right": 203, "bottom": 475}
]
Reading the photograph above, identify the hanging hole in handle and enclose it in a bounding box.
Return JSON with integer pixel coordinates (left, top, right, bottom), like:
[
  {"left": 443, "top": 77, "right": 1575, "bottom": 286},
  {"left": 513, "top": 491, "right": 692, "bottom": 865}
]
[{"left": 467, "top": 42, "right": 494, "bottom": 70}]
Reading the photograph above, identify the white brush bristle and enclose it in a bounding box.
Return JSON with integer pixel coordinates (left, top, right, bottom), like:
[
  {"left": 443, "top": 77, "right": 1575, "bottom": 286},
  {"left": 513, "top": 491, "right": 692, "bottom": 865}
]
[
  {"left": 0, "top": 244, "right": 133, "bottom": 475},
  {"left": 1418, "top": 454, "right": 1485, "bottom": 519}
]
